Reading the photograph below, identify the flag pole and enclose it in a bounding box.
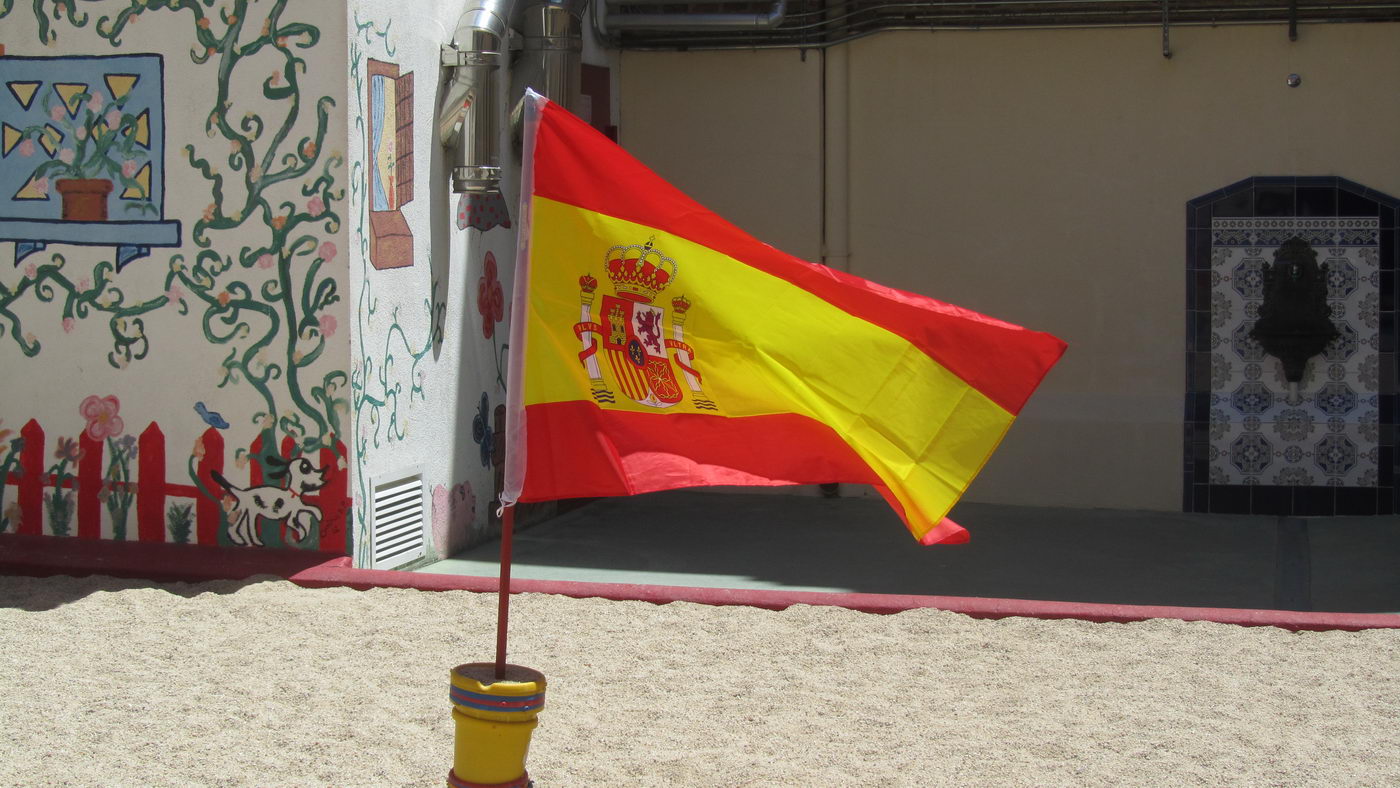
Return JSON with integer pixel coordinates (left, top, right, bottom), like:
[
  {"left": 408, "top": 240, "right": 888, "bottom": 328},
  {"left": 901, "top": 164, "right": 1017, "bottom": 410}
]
[{"left": 495, "top": 503, "right": 515, "bottom": 679}]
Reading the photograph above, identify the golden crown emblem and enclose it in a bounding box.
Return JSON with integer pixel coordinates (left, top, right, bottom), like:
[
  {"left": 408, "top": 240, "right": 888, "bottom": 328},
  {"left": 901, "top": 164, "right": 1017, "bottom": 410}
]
[{"left": 604, "top": 238, "right": 677, "bottom": 303}]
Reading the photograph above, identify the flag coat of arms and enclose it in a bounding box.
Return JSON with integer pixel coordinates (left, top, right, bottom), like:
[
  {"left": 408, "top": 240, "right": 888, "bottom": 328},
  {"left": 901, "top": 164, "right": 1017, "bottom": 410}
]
[{"left": 503, "top": 90, "right": 1066, "bottom": 544}]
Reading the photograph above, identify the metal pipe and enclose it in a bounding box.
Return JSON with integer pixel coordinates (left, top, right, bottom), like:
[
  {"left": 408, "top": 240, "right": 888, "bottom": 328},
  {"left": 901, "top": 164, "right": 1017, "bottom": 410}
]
[
  {"left": 1162, "top": 0, "right": 1172, "bottom": 58},
  {"left": 619, "top": 17, "right": 1373, "bottom": 51},
  {"left": 603, "top": 0, "right": 785, "bottom": 31},
  {"left": 822, "top": 46, "right": 850, "bottom": 274},
  {"left": 606, "top": 0, "right": 1400, "bottom": 49},
  {"left": 438, "top": 0, "right": 513, "bottom": 193},
  {"left": 517, "top": 0, "right": 585, "bottom": 111}
]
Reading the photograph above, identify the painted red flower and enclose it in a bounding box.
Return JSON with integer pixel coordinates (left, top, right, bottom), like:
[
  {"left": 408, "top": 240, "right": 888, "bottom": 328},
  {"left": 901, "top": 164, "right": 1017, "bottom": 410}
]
[
  {"left": 477, "top": 251, "right": 505, "bottom": 339},
  {"left": 79, "top": 395, "right": 123, "bottom": 441}
]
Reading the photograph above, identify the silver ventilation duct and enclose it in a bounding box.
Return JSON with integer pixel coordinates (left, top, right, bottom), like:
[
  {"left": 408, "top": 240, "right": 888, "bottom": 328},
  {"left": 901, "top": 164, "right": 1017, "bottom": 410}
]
[
  {"left": 517, "top": 0, "right": 585, "bottom": 112},
  {"left": 438, "top": 0, "right": 513, "bottom": 194},
  {"left": 439, "top": 0, "right": 586, "bottom": 194}
]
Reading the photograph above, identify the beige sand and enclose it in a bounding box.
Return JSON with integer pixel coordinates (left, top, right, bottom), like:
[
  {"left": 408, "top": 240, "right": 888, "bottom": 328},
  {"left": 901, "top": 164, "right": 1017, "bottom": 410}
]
[{"left": 2, "top": 573, "right": 1398, "bottom": 787}]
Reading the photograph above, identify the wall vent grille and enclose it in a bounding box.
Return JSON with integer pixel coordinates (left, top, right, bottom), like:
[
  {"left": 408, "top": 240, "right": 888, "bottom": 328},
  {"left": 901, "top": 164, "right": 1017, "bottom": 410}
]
[{"left": 371, "top": 473, "right": 425, "bottom": 569}]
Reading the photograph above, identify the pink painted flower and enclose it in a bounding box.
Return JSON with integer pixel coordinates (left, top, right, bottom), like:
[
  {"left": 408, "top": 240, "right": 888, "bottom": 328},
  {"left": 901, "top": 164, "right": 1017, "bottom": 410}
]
[
  {"left": 75, "top": 125, "right": 87, "bottom": 141},
  {"left": 270, "top": 70, "right": 281, "bottom": 86},
  {"left": 256, "top": 253, "right": 274, "bottom": 269},
  {"left": 106, "top": 109, "right": 121, "bottom": 129},
  {"left": 307, "top": 196, "right": 324, "bottom": 215},
  {"left": 58, "top": 148, "right": 75, "bottom": 164},
  {"left": 62, "top": 317, "right": 75, "bottom": 333},
  {"left": 450, "top": 481, "right": 476, "bottom": 533},
  {"left": 24, "top": 264, "right": 36, "bottom": 279},
  {"left": 31, "top": 178, "right": 48, "bottom": 197},
  {"left": 202, "top": 204, "right": 217, "bottom": 222},
  {"left": 87, "top": 93, "right": 103, "bottom": 113},
  {"left": 77, "top": 278, "right": 90, "bottom": 292},
  {"left": 121, "top": 159, "right": 137, "bottom": 178},
  {"left": 318, "top": 241, "right": 336, "bottom": 262},
  {"left": 318, "top": 314, "right": 337, "bottom": 338},
  {"left": 50, "top": 104, "right": 66, "bottom": 122},
  {"left": 17, "top": 139, "right": 35, "bottom": 157},
  {"left": 165, "top": 284, "right": 185, "bottom": 304},
  {"left": 79, "top": 395, "right": 124, "bottom": 441}
]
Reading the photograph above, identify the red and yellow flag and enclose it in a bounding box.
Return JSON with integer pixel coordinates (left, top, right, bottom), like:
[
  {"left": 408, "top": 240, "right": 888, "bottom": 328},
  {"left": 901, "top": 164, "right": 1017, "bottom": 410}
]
[{"left": 502, "top": 92, "right": 1066, "bottom": 544}]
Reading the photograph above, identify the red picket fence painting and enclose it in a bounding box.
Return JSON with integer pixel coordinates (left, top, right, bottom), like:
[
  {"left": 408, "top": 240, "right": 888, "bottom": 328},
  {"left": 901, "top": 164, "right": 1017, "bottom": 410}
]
[{"left": 5, "top": 419, "right": 349, "bottom": 552}]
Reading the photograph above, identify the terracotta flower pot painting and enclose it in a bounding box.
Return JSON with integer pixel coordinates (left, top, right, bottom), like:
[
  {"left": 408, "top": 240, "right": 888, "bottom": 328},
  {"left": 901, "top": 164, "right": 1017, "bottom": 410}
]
[{"left": 55, "top": 178, "right": 114, "bottom": 221}]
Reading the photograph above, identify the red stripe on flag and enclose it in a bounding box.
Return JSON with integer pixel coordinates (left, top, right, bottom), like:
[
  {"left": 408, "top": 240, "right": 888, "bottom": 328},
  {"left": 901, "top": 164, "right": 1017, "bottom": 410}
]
[
  {"left": 531, "top": 102, "right": 1065, "bottom": 414},
  {"left": 515, "top": 400, "right": 969, "bottom": 544}
]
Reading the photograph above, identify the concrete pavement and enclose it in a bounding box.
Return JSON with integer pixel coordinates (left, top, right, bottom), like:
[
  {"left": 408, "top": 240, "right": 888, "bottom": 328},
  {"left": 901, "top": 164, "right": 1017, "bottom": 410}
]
[{"left": 419, "top": 489, "right": 1400, "bottom": 614}]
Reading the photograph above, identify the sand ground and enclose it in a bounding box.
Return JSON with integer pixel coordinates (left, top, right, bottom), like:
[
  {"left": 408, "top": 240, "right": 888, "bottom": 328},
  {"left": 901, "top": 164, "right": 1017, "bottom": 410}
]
[{"left": 2, "top": 573, "right": 1399, "bottom": 787}]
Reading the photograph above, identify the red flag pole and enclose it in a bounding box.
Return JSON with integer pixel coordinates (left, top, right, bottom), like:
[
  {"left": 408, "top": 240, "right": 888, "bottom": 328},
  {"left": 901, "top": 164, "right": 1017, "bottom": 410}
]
[{"left": 495, "top": 504, "right": 515, "bottom": 680}]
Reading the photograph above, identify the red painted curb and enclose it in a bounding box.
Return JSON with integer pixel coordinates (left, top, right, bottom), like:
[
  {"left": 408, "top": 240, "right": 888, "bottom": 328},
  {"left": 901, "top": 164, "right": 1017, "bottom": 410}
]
[
  {"left": 5, "top": 533, "right": 1399, "bottom": 633},
  {"left": 289, "top": 562, "right": 1400, "bottom": 633}
]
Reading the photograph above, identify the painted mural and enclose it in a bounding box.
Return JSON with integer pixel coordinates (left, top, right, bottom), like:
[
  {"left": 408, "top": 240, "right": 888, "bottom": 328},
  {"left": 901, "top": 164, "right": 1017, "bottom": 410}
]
[
  {"left": 0, "top": 53, "right": 177, "bottom": 269},
  {"left": 348, "top": 6, "right": 524, "bottom": 567},
  {"left": 0, "top": 1, "right": 351, "bottom": 550},
  {"left": 348, "top": 14, "right": 435, "bottom": 567}
]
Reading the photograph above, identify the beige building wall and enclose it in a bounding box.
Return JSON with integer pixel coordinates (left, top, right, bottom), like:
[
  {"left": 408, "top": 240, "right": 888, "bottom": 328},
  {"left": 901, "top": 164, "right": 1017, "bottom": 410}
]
[
  {"left": 619, "top": 51, "right": 824, "bottom": 262},
  {"left": 620, "top": 23, "right": 1400, "bottom": 511}
]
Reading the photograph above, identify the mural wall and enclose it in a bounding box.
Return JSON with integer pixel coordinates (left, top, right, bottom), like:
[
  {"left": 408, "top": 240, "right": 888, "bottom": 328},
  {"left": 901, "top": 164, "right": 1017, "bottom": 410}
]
[
  {"left": 347, "top": 2, "right": 522, "bottom": 568},
  {"left": 0, "top": 1, "right": 352, "bottom": 551}
]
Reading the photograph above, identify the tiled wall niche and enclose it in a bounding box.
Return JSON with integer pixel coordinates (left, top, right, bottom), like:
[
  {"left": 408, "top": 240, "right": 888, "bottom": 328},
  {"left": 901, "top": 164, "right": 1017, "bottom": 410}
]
[{"left": 1185, "top": 177, "right": 1398, "bottom": 516}]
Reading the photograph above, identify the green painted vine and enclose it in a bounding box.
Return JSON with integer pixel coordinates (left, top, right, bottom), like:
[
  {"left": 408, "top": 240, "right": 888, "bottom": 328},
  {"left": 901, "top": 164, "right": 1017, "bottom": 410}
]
[{"left": 0, "top": 0, "right": 349, "bottom": 466}]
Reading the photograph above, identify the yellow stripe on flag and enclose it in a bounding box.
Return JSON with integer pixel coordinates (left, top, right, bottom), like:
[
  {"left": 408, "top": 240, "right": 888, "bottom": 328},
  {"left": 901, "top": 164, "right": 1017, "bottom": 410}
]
[{"left": 522, "top": 196, "right": 1015, "bottom": 531}]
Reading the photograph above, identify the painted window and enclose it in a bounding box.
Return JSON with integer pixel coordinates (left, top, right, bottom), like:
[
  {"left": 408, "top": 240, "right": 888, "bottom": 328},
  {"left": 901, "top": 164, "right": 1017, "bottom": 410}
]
[{"left": 366, "top": 59, "right": 413, "bottom": 269}]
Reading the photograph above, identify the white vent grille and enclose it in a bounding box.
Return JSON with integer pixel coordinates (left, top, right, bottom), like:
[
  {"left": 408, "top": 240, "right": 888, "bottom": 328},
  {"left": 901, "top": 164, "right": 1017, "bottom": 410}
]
[{"left": 371, "top": 473, "right": 425, "bottom": 570}]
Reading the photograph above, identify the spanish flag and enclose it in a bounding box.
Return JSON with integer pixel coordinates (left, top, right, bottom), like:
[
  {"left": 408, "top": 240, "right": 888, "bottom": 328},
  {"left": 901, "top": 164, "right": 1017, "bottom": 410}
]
[{"left": 502, "top": 91, "right": 1065, "bottom": 544}]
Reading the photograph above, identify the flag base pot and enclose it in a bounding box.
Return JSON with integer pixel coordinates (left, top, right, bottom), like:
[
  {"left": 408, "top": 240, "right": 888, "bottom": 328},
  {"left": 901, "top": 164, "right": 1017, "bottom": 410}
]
[{"left": 448, "top": 662, "right": 546, "bottom": 788}]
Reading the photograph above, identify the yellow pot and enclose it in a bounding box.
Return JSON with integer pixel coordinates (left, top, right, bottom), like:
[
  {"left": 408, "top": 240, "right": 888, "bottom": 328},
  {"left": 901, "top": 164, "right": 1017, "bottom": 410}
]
[{"left": 448, "top": 663, "right": 546, "bottom": 788}]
